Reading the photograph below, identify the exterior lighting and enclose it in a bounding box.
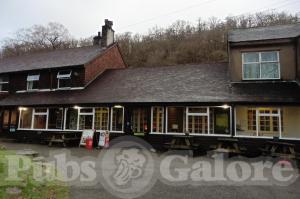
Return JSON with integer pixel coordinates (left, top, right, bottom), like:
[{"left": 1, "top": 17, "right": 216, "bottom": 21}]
[
  {"left": 74, "top": 105, "right": 80, "bottom": 109},
  {"left": 114, "top": 105, "right": 123, "bottom": 108},
  {"left": 221, "top": 104, "right": 230, "bottom": 109},
  {"left": 18, "top": 107, "right": 28, "bottom": 111}
]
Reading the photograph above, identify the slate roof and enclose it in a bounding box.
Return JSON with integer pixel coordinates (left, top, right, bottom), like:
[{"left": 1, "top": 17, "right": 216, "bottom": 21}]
[
  {"left": 1, "top": 63, "right": 300, "bottom": 106},
  {"left": 0, "top": 46, "right": 106, "bottom": 73},
  {"left": 228, "top": 23, "right": 300, "bottom": 42}
]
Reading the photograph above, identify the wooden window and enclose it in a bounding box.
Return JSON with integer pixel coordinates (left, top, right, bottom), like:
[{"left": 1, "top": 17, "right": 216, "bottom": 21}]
[
  {"left": 33, "top": 108, "right": 48, "bottom": 129},
  {"left": 94, "top": 108, "right": 109, "bottom": 131},
  {"left": 132, "top": 108, "right": 148, "bottom": 133},
  {"left": 19, "top": 108, "right": 33, "bottom": 129},
  {"left": 247, "top": 109, "right": 256, "bottom": 131},
  {"left": 151, "top": 107, "right": 164, "bottom": 133}
]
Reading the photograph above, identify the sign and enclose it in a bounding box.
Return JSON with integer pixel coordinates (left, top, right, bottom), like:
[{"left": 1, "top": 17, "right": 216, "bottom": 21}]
[
  {"left": 79, "top": 130, "right": 94, "bottom": 147},
  {"left": 98, "top": 131, "right": 110, "bottom": 148}
]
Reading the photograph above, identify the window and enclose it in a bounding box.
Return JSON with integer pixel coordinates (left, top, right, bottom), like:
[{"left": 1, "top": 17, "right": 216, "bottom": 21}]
[
  {"left": 0, "top": 76, "right": 9, "bottom": 92},
  {"left": 48, "top": 108, "right": 63, "bottom": 129},
  {"left": 236, "top": 106, "right": 283, "bottom": 137},
  {"left": 3, "top": 110, "right": 10, "bottom": 129},
  {"left": 132, "top": 108, "right": 148, "bottom": 133},
  {"left": 33, "top": 108, "right": 48, "bottom": 129},
  {"left": 167, "top": 107, "right": 185, "bottom": 133},
  {"left": 151, "top": 107, "right": 164, "bottom": 133},
  {"left": 242, "top": 51, "right": 280, "bottom": 80},
  {"left": 19, "top": 108, "right": 33, "bottom": 129},
  {"left": 27, "top": 74, "right": 40, "bottom": 90},
  {"left": 186, "top": 107, "right": 209, "bottom": 134},
  {"left": 65, "top": 108, "right": 78, "bottom": 130},
  {"left": 111, "top": 107, "right": 124, "bottom": 132},
  {"left": 94, "top": 108, "right": 109, "bottom": 130},
  {"left": 57, "top": 70, "right": 72, "bottom": 89},
  {"left": 79, "top": 108, "right": 94, "bottom": 130}
]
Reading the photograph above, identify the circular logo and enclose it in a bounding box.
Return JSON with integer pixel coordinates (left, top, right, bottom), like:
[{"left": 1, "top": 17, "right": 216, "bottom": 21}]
[{"left": 98, "top": 136, "right": 157, "bottom": 199}]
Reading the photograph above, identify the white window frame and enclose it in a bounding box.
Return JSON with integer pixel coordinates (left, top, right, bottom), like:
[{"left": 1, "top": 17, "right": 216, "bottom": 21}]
[
  {"left": 166, "top": 106, "right": 185, "bottom": 134},
  {"left": 234, "top": 107, "right": 282, "bottom": 139},
  {"left": 47, "top": 107, "right": 64, "bottom": 130},
  {"left": 0, "top": 76, "right": 9, "bottom": 92},
  {"left": 186, "top": 107, "right": 210, "bottom": 135},
  {"left": 64, "top": 107, "right": 79, "bottom": 131},
  {"left": 18, "top": 108, "right": 33, "bottom": 130},
  {"left": 27, "top": 74, "right": 40, "bottom": 91},
  {"left": 94, "top": 107, "right": 110, "bottom": 131},
  {"left": 78, "top": 107, "right": 95, "bottom": 130},
  {"left": 242, "top": 51, "right": 280, "bottom": 80},
  {"left": 57, "top": 70, "right": 72, "bottom": 89},
  {"left": 150, "top": 106, "right": 165, "bottom": 134},
  {"left": 110, "top": 106, "right": 124, "bottom": 133},
  {"left": 32, "top": 108, "right": 49, "bottom": 130}
]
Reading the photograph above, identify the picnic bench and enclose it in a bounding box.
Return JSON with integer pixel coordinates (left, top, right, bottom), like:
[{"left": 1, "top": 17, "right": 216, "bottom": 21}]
[
  {"left": 47, "top": 132, "right": 81, "bottom": 147},
  {"left": 210, "top": 138, "right": 246, "bottom": 156},
  {"left": 164, "top": 135, "right": 200, "bottom": 150},
  {"left": 260, "top": 141, "right": 300, "bottom": 159}
]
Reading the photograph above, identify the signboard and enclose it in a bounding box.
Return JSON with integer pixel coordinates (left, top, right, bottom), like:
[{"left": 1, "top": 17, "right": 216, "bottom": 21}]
[
  {"left": 98, "top": 131, "right": 110, "bottom": 148},
  {"left": 79, "top": 130, "right": 94, "bottom": 147}
]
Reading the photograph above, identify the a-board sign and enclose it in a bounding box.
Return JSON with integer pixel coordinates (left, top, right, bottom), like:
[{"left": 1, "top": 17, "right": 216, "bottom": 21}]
[
  {"left": 98, "top": 131, "right": 110, "bottom": 148},
  {"left": 79, "top": 130, "right": 94, "bottom": 147}
]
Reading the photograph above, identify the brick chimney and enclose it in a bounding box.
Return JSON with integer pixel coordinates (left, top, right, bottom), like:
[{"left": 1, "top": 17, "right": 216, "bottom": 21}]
[{"left": 101, "top": 19, "right": 114, "bottom": 47}]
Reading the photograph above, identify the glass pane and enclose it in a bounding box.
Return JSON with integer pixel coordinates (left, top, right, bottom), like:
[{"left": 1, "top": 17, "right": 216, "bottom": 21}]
[
  {"left": 80, "top": 108, "right": 93, "bottom": 113},
  {"left": 132, "top": 108, "right": 148, "bottom": 133},
  {"left": 111, "top": 108, "right": 124, "bottom": 131},
  {"left": 188, "top": 115, "right": 208, "bottom": 134},
  {"left": 58, "top": 79, "right": 72, "bottom": 88},
  {"left": 19, "top": 108, "right": 33, "bottom": 129},
  {"left": 167, "top": 107, "right": 184, "bottom": 133},
  {"left": 209, "top": 107, "right": 230, "bottom": 135},
  {"left": 35, "top": 108, "right": 47, "bottom": 113},
  {"left": 3, "top": 110, "right": 10, "bottom": 129},
  {"left": 10, "top": 111, "right": 17, "bottom": 126},
  {"left": 243, "top": 63, "right": 260, "bottom": 79},
  {"left": 152, "top": 107, "right": 164, "bottom": 133},
  {"left": 48, "top": 108, "right": 63, "bottom": 129},
  {"left": 261, "top": 63, "right": 279, "bottom": 79},
  {"left": 94, "top": 108, "right": 109, "bottom": 130},
  {"left": 243, "top": 53, "right": 259, "bottom": 63},
  {"left": 65, "top": 108, "right": 78, "bottom": 130},
  {"left": 261, "top": 51, "right": 278, "bottom": 62},
  {"left": 34, "top": 115, "right": 47, "bottom": 129},
  {"left": 79, "top": 115, "right": 93, "bottom": 130}
]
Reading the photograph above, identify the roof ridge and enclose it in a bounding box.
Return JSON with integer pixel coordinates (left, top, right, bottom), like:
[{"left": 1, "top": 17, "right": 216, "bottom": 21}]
[{"left": 229, "top": 22, "right": 300, "bottom": 32}]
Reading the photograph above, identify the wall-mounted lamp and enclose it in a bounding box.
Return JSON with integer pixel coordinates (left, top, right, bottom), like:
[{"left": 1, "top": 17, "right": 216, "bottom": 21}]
[
  {"left": 114, "top": 105, "right": 123, "bottom": 108},
  {"left": 74, "top": 105, "right": 80, "bottom": 109},
  {"left": 18, "top": 107, "right": 28, "bottom": 111},
  {"left": 220, "top": 104, "right": 230, "bottom": 109}
]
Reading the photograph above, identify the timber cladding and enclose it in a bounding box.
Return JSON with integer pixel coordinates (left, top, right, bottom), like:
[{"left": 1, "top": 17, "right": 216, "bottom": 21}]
[{"left": 84, "top": 44, "right": 126, "bottom": 85}]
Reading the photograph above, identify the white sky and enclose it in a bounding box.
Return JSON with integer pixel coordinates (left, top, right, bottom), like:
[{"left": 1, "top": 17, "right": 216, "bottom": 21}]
[{"left": 0, "top": 0, "right": 299, "bottom": 41}]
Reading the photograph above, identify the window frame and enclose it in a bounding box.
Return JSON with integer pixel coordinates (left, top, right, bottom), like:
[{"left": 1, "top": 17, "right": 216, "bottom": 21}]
[
  {"left": 94, "top": 107, "right": 110, "bottom": 131},
  {"left": 78, "top": 108, "right": 95, "bottom": 130},
  {"left": 151, "top": 106, "right": 165, "bottom": 134},
  {"left": 0, "top": 76, "right": 9, "bottom": 92},
  {"left": 32, "top": 108, "right": 48, "bottom": 130},
  {"left": 166, "top": 106, "right": 185, "bottom": 134},
  {"left": 110, "top": 106, "right": 124, "bottom": 133},
  {"left": 242, "top": 51, "right": 280, "bottom": 80},
  {"left": 26, "top": 74, "right": 40, "bottom": 91},
  {"left": 47, "top": 108, "right": 64, "bottom": 130},
  {"left": 186, "top": 107, "right": 210, "bottom": 135},
  {"left": 57, "top": 70, "right": 72, "bottom": 89}
]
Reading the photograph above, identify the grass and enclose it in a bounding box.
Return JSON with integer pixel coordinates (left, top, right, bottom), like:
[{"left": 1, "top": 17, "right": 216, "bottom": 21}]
[{"left": 0, "top": 148, "right": 69, "bottom": 199}]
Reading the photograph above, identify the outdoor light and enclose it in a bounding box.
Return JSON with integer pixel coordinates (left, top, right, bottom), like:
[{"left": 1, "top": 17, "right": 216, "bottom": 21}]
[
  {"left": 74, "top": 105, "right": 80, "bottom": 109},
  {"left": 18, "top": 107, "right": 28, "bottom": 111},
  {"left": 221, "top": 104, "right": 230, "bottom": 109},
  {"left": 114, "top": 105, "right": 123, "bottom": 108}
]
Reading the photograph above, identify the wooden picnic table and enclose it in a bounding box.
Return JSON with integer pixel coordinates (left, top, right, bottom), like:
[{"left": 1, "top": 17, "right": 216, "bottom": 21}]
[
  {"left": 212, "top": 137, "right": 244, "bottom": 155},
  {"left": 261, "top": 140, "right": 299, "bottom": 159},
  {"left": 165, "top": 135, "right": 199, "bottom": 150},
  {"left": 47, "top": 132, "right": 81, "bottom": 147}
]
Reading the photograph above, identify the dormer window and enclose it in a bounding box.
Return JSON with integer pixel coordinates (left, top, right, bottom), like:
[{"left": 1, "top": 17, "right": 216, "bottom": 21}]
[
  {"left": 242, "top": 51, "right": 280, "bottom": 80},
  {"left": 27, "top": 74, "right": 40, "bottom": 91},
  {"left": 57, "top": 70, "right": 72, "bottom": 89},
  {"left": 0, "top": 75, "right": 9, "bottom": 92}
]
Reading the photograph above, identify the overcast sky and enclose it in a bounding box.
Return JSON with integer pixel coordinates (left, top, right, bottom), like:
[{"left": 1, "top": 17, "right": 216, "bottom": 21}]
[{"left": 0, "top": 0, "right": 299, "bottom": 41}]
